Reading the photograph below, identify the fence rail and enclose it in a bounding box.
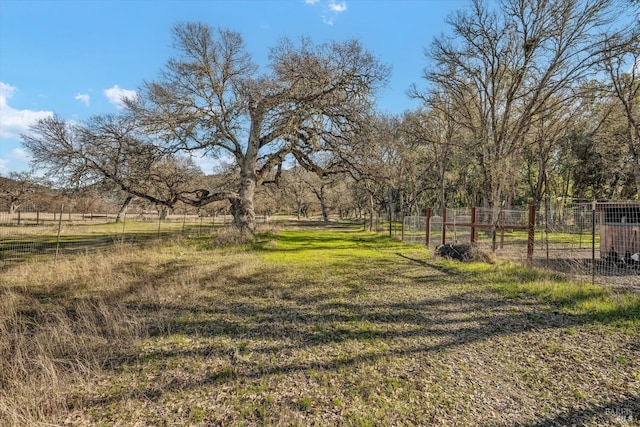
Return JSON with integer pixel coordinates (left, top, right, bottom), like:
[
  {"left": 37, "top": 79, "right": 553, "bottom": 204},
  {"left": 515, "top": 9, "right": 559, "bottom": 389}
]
[{"left": 0, "top": 210, "right": 237, "bottom": 226}]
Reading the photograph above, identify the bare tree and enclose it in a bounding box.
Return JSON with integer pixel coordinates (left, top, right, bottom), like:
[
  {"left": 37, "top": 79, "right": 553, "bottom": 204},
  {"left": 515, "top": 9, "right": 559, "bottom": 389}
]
[
  {"left": 300, "top": 170, "right": 337, "bottom": 222},
  {"left": 22, "top": 114, "right": 203, "bottom": 222},
  {"left": 278, "top": 165, "right": 315, "bottom": 220},
  {"left": 422, "top": 0, "right": 634, "bottom": 215},
  {"left": 521, "top": 106, "right": 573, "bottom": 204},
  {"left": 0, "top": 172, "right": 38, "bottom": 214},
  {"left": 401, "top": 94, "right": 467, "bottom": 210},
  {"left": 601, "top": 29, "right": 640, "bottom": 195},
  {"left": 334, "top": 117, "right": 398, "bottom": 221},
  {"left": 126, "top": 24, "right": 389, "bottom": 233}
]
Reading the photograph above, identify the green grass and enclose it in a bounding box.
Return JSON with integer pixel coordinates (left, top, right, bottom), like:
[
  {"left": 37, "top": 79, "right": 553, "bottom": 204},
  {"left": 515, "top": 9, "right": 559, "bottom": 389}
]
[
  {"left": 437, "top": 260, "right": 640, "bottom": 327},
  {"left": 1, "top": 223, "right": 638, "bottom": 426},
  {"left": 252, "top": 229, "right": 408, "bottom": 263}
]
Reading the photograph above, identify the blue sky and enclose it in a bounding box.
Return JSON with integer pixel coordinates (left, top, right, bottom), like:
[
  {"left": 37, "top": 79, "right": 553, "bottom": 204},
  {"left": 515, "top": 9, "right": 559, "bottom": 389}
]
[{"left": 0, "top": 0, "right": 467, "bottom": 175}]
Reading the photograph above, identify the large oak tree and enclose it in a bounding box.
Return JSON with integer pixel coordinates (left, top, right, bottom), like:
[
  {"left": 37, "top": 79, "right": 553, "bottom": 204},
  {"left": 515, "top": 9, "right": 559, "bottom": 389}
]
[
  {"left": 128, "top": 24, "right": 388, "bottom": 232},
  {"left": 24, "top": 23, "right": 389, "bottom": 233}
]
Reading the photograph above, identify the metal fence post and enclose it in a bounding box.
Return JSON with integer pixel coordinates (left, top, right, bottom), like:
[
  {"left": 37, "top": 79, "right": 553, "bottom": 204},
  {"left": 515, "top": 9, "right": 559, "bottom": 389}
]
[
  {"left": 55, "top": 204, "right": 64, "bottom": 261},
  {"left": 441, "top": 207, "right": 447, "bottom": 246},
  {"left": 425, "top": 208, "right": 432, "bottom": 248},
  {"left": 592, "top": 201, "right": 596, "bottom": 283},
  {"left": 470, "top": 207, "right": 477, "bottom": 245},
  {"left": 182, "top": 210, "right": 187, "bottom": 235},
  {"left": 527, "top": 204, "right": 536, "bottom": 261}
]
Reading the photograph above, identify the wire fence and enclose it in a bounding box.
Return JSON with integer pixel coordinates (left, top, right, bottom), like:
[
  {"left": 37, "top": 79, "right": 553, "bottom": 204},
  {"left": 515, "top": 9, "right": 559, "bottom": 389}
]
[
  {"left": 0, "top": 206, "right": 269, "bottom": 266},
  {"left": 369, "top": 202, "right": 640, "bottom": 291},
  {"left": 3, "top": 202, "right": 639, "bottom": 291}
]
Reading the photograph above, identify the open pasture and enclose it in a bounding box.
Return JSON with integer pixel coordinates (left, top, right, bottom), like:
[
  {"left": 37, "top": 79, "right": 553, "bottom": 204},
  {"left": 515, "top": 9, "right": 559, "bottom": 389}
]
[{"left": 1, "top": 223, "right": 638, "bottom": 426}]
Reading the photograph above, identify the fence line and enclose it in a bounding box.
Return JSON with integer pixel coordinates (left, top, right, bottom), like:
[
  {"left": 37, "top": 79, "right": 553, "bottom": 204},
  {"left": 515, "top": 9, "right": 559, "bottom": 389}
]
[
  {"left": 0, "top": 206, "right": 270, "bottom": 266},
  {"left": 3, "top": 203, "right": 638, "bottom": 290},
  {"left": 388, "top": 203, "right": 639, "bottom": 290}
]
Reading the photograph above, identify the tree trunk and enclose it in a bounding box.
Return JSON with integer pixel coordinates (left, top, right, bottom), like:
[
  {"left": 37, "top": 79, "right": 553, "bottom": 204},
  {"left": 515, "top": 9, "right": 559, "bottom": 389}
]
[
  {"left": 530, "top": 152, "right": 548, "bottom": 205},
  {"left": 296, "top": 199, "right": 302, "bottom": 220},
  {"left": 627, "top": 126, "right": 640, "bottom": 196},
  {"left": 230, "top": 196, "right": 255, "bottom": 233},
  {"left": 488, "top": 177, "right": 503, "bottom": 225},
  {"left": 231, "top": 170, "right": 257, "bottom": 234},
  {"left": 115, "top": 195, "right": 133, "bottom": 223},
  {"left": 311, "top": 184, "right": 329, "bottom": 222},
  {"left": 318, "top": 189, "right": 329, "bottom": 222},
  {"left": 369, "top": 193, "right": 374, "bottom": 231},
  {"left": 439, "top": 170, "right": 446, "bottom": 211},
  {"left": 159, "top": 206, "right": 168, "bottom": 220}
]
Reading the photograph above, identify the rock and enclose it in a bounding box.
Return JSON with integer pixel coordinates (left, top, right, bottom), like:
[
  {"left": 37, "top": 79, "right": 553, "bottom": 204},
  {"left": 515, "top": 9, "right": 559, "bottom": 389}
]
[{"left": 435, "top": 244, "right": 472, "bottom": 261}]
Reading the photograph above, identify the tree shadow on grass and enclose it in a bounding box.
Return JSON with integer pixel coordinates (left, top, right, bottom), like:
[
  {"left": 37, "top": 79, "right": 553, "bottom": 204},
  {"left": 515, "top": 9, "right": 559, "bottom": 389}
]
[
  {"left": 399, "top": 253, "right": 640, "bottom": 325},
  {"left": 14, "top": 228, "right": 635, "bottom": 425},
  {"left": 91, "top": 267, "right": 636, "bottom": 425},
  {"left": 105, "top": 252, "right": 635, "bottom": 388}
]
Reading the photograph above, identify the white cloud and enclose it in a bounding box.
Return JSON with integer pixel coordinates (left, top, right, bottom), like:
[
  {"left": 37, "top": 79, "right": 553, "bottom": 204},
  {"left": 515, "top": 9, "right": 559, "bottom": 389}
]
[
  {"left": 75, "top": 93, "right": 90, "bottom": 107},
  {"left": 11, "top": 147, "right": 30, "bottom": 160},
  {"left": 328, "top": 1, "right": 346, "bottom": 12},
  {"left": 0, "top": 147, "right": 32, "bottom": 176},
  {"left": 0, "top": 82, "right": 53, "bottom": 139},
  {"left": 0, "top": 81, "right": 16, "bottom": 101},
  {"left": 305, "top": 0, "right": 347, "bottom": 25},
  {"left": 322, "top": 1, "right": 347, "bottom": 25},
  {"left": 104, "top": 84, "right": 137, "bottom": 110},
  {"left": 191, "top": 155, "right": 219, "bottom": 174}
]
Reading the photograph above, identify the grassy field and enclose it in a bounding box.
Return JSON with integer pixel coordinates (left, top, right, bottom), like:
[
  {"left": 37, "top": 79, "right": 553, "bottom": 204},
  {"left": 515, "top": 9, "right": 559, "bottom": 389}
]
[{"left": 1, "top": 223, "right": 638, "bottom": 426}]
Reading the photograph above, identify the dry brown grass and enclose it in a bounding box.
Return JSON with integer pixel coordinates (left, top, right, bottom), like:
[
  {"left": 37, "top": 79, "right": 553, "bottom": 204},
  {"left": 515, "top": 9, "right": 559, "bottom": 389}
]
[
  {"left": 0, "top": 259, "right": 141, "bottom": 425},
  {"left": 2, "top": 245, "right": 153, "bottom": 418},
  {"left": 1, "top": 226, "right": 638, "bottom": 426}
]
